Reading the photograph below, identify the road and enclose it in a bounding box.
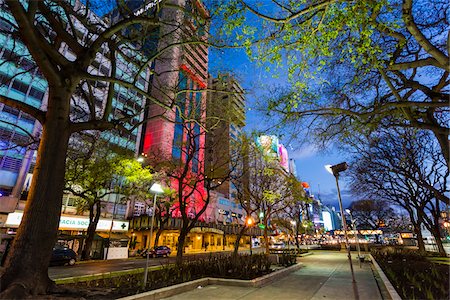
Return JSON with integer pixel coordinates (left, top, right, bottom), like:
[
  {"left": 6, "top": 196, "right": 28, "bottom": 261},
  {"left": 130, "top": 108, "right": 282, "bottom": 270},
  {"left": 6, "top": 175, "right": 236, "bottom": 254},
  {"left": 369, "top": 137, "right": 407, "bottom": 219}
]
[{"left": 49, "top": 256, "right": 170, "bottom": 279}]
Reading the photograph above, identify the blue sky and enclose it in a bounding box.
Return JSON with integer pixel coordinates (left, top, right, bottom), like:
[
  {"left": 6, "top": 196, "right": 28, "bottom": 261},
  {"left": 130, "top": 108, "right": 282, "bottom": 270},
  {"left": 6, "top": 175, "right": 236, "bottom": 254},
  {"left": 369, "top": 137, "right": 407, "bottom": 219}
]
[{"left": 209, "top": 47, "right": 353, "bottom": 209}]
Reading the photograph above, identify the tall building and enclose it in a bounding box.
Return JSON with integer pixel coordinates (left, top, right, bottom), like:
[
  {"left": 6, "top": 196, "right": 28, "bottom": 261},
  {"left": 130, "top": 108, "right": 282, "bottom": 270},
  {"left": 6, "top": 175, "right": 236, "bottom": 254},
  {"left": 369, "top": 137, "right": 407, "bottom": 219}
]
[
  {"left": 127, "top": 0, "right": 215, "bottom": 250},
  {"left": 0, "top": 3, "right": 147, "bottom": 199},
  {"left": 139, "top": 0, "right": 209, "bottom": 160},
  {"left": 205, "top": 74, "right": 245, "bottom": 198}
]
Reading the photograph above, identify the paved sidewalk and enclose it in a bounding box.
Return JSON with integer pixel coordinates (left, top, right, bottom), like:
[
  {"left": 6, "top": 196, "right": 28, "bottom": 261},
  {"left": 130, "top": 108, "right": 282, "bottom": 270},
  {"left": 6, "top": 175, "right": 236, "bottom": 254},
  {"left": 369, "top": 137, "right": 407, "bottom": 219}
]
[{"left": 163, "top": 251, "right": 383, "bottom": 300}]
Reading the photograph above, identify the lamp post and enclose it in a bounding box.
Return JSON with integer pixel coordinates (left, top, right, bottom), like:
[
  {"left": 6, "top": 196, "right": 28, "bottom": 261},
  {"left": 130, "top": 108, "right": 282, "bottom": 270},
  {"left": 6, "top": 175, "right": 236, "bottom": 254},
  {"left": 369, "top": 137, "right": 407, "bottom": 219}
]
[
  {"left": 346, "top": 209, "right": 362, "bottom": 268},
  {"left": 325, "top": 162, "right": 356, "bottom": 283},
  {"left": 143, "top": 182, "right": 164, "bottom": 288},
  {"left": 303, "top": 223, "right": 308, "bottom": 250},
  {"left": 290, "top": 220, "right": 296, "bottom": 253},
  {"left": 246, "top": 217, "right": 254, "bottom": 255},
  {"left": 105, "top": 177, "right": 122, "bottom": 260}
]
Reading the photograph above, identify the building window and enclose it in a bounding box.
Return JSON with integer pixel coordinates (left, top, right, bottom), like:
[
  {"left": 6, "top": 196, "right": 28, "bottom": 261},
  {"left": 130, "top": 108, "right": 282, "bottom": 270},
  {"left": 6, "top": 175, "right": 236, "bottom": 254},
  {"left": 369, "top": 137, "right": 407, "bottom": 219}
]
[
  {"left": 172, "top": 72, "right": 187, "bottom": 159},
  {"left": 29, "top": 87, "right": 45, "bottom": 100}
]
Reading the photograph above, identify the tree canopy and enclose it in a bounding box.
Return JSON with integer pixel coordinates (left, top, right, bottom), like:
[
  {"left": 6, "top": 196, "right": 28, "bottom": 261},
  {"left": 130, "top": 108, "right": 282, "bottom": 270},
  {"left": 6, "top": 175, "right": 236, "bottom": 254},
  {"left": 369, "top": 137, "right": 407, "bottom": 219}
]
[{"left": 217, "top": 0, "right": 449, "bottom": 162}]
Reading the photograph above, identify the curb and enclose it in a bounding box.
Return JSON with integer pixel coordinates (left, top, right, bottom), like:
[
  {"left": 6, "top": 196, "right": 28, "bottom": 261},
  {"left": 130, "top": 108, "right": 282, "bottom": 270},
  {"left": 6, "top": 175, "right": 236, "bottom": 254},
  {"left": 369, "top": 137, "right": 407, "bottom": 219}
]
[
  {"left": 368, "top": 254, "right": 401, "bottom": 300},
  {"left": 75, "top": 257, "right": 143, "bottom": 265},
  {"left": 54, "top": 265, "right": 164, "bottom": 285},
  {"left": 299, "top": 252, "right": 313, "bottom": 257},
  {"left": 118, "top": 263, "right": 302, "bottom": 300}
]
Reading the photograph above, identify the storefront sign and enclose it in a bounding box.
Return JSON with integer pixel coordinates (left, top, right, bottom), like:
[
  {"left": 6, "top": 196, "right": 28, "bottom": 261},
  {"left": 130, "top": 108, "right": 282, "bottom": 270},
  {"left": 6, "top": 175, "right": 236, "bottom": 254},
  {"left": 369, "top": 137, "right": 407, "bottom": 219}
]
[
  {"left": 400, "top": 233, "right": 414, "bottom": 238},
  {"left": 191, "top": 227, "right": 224, "bottom": 235},
  {"left": 5, "top": 211, "right": 129, "bottom": 232}
]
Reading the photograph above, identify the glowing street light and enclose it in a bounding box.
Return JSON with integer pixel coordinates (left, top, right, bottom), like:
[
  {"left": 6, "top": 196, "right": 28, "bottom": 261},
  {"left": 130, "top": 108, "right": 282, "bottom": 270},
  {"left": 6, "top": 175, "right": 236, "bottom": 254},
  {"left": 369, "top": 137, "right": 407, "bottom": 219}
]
[
  {"left": 325, "top": 162, "right": 356, "bottom": 283},
  {"left": 290, "top": 220, "right": 297, "bottom": 251},
  {"left": 246, "top": 216, "right": 254, "bottom": 255}
]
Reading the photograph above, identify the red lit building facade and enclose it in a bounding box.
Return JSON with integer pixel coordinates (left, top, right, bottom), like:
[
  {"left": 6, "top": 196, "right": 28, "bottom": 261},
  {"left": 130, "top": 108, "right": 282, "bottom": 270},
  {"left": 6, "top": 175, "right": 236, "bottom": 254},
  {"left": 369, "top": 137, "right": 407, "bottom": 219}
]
[{"left": 129, "top": 0, "right": 213, "bottom": 251}]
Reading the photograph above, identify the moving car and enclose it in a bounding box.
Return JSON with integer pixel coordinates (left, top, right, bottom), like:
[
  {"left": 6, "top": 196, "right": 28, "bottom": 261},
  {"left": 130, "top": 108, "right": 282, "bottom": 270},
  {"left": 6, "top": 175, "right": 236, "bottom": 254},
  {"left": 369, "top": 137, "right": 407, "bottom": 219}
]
[
  {"left": 50, "top": 244, "right": 77, "bottom": 266},
  {"left": 141, "top": 246, "right": 171, "bottom": 258}
]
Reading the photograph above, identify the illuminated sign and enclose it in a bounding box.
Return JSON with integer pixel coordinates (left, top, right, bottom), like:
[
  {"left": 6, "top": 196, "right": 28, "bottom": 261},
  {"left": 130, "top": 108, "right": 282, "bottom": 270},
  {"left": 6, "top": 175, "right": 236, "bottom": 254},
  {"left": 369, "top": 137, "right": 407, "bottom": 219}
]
[
  {"left": 334, "top": 230, "right": 383, "bottom": 235},
  {"left": 400, "top": 233, "right": 414, "bottom": 238},
  {"left": 322, "top": 211, "right": 333, "bottom": 231},
  {"left": 134, "top": 0, "right": 163, "bottom": 16},
  {"left": 256, "top": 135, "right": 279, "bottom": 157},
  {"left": 5, "top": 212, "right": 129, "bottom": 232},
  {"left": 278, "top": 144, "right": 289, "bottom": 172}
]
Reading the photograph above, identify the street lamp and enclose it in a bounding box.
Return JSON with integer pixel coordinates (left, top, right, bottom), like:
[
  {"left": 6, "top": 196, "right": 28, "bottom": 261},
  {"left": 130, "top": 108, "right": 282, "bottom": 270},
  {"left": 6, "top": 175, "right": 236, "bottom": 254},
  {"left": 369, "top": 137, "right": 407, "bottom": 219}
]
[
  {"left": 346, "top": 209, "right": 362, "bottom": 268},
  {"left": 105, "top": 177, "right": 123, "bottom": 260},
  {"left": 325, "top": 162, "right": 356, "bottom": 283},
  {"left": 303, "top": 223, "right": 309, "bottom": 250},
  {"left": 246, "top": 217, "right": 254, "bottom": 255},
  {"left": 143, "top": 182, "right": 164, "bottom": 288},
  {"left": 290, "top": 220, "right": 297, "bottom": 252}
]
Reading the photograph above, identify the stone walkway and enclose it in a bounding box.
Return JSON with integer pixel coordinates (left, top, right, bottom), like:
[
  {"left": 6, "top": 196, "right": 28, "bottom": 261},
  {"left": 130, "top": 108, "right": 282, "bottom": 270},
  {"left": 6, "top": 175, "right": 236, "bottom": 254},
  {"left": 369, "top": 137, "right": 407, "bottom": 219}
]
[{"left": 163, "top": 251, "right": 383, "bottom": 300}]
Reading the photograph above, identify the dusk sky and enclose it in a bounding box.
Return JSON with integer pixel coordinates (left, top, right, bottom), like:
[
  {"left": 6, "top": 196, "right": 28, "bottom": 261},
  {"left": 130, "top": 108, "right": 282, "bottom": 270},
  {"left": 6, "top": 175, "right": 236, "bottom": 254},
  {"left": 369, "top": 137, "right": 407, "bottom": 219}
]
[{"left": 209, "top": 48, "right": 354, "bottom": 210}]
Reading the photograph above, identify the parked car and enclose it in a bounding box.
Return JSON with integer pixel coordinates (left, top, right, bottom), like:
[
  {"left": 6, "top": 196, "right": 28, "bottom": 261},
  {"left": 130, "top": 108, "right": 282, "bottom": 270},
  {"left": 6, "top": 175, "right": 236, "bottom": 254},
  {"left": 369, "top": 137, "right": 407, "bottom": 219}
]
[
  {"left": 50, "top": 244, "right": 77, "bottom": 266},
  {"left": 270, "top": 242, "right": 286, "bottom": 249},
  {"left": 141, "top": 246, "right": 171, "bottom": 258}
]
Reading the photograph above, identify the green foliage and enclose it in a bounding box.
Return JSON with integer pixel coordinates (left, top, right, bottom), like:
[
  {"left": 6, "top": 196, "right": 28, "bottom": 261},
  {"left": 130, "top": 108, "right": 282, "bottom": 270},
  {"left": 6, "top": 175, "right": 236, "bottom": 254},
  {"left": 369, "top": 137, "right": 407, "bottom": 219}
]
[
  {"left": 65, "top": 136, "right": 155, "bottom": 208},
  {"left": 218, "top": 0, "right": 393, "bottom": 87},
  {"left": 117, "top": 159, "right": 154, "bottom": 202},
  {"left": 372, "top": 247, "right": 450, "bottom": 300},
  {"left": 217, "top": 0, "right": 449, "bottom": 167},
  {"left": 65, "top": 138, "right": 124, "bottom": 208},
  {"left": 63, "top": 253, "right": 274, "bottom": 297},
  {"left": 278, "top": 252, "right": 297, "bottom": 267}
]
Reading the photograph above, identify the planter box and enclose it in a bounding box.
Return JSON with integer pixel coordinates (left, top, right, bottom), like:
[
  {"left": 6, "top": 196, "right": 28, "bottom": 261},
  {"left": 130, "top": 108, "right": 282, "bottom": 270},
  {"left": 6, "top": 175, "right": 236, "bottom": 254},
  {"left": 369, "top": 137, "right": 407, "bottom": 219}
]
[
  {"left": 118, "top": 263, "right": 302, "bottom": 300},
  {"left": 369, "top": 254, "right": 401, "bottom": 300}
]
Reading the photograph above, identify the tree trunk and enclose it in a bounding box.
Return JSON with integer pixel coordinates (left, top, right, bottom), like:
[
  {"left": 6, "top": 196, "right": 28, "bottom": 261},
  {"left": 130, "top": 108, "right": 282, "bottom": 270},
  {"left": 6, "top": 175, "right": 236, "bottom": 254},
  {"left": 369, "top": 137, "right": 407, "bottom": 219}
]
[
  {"left": 154, "top": 228, "right": 163, "bottom": 248},
  {"left": 233, "top": 225, "right": 247, "bottom": 257},
  {"left": 81, "top": 201, "right": 101, "bottom": 260},
  {"left": 430, "top": 227, "right": 446, "bottom": 256},
  {"left": 413, "top": 223, "right": 426, "bottom": 253},
  {"left": 176, "top": 227, "right": 188, "bottom": 265},
  {"left": 263, "top": 219, "right": 270, "bottom": 255},
  {"left": 0, "top": 91, "right": 71, "bottom": 298},
  {"left": 294, "top": 226, "right": 300, "bottom": 251}
]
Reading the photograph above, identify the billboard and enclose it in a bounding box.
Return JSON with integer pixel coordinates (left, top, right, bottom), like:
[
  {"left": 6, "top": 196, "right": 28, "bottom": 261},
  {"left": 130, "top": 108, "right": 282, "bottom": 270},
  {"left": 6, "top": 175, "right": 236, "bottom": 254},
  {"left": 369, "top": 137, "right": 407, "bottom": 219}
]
[
  {"left": 278, "top": 144, "right": 289, "bottom": 172},
  {"left": 255, "top": 135, "right": 279, "bottom": 157}
]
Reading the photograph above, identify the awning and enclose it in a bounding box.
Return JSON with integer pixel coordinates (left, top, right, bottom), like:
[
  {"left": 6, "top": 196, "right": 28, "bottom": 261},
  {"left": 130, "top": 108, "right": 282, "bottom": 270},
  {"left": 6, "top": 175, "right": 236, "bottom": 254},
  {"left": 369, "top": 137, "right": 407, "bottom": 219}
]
[
  {"left": 190, "top": 227, "right": 224, "bottom": 235},
  {"left": 97, "top": 232, "right": 130, "bottom": 241}
]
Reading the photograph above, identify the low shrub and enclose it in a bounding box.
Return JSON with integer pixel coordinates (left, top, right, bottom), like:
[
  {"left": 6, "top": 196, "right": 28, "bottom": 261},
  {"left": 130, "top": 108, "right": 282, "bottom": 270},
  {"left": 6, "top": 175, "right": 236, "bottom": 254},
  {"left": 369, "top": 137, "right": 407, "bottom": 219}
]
[
  {"left": 62, "top": 253, "right": 275, "bottom": 299},
  {"left": 278, "top": 252, "right": 296, "bottom": 267},
  {"left": 371, "top": 247, "right": 449, "bottom": 300}
]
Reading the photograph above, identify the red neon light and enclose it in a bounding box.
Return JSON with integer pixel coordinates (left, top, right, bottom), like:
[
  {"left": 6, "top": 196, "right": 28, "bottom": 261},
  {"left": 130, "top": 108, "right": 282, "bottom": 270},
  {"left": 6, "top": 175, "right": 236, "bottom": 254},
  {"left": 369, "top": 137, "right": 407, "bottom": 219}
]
[{"left": 180, "top": 64, "right": 207, "bottom": 89}]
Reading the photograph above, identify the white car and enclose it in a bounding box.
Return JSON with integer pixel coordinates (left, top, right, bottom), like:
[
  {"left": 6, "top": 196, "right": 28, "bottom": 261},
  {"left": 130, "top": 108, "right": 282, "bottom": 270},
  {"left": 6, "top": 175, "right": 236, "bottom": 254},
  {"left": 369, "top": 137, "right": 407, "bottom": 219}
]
[{"left": 270, "top": 242, "right": 286, "bottom": 249}]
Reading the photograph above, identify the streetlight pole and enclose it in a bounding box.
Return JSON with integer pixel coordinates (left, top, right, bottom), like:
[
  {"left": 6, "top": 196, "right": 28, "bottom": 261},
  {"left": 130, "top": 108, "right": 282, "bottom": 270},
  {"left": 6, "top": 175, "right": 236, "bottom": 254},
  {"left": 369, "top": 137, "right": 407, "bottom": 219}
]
[
  {"left": 290, "top": 220, "right": 296, "bottom": 254},
  {"left": 303, "top": 224, "right": 308, "bottom": 251},
  {"left": 346, "top": 209, "right": 362, "bottom": 268},
  {"left": 143, "top": 183, "right": 164, "bottom": 288},
  {"left": 105, "top": 178, "right": 122, "bottom": 260},
  {"left": 326, "top": 163, "right": 356, "bottom": 283},
  {"left": 246, "top": 217, "right": 253, "bottom": 255}
]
